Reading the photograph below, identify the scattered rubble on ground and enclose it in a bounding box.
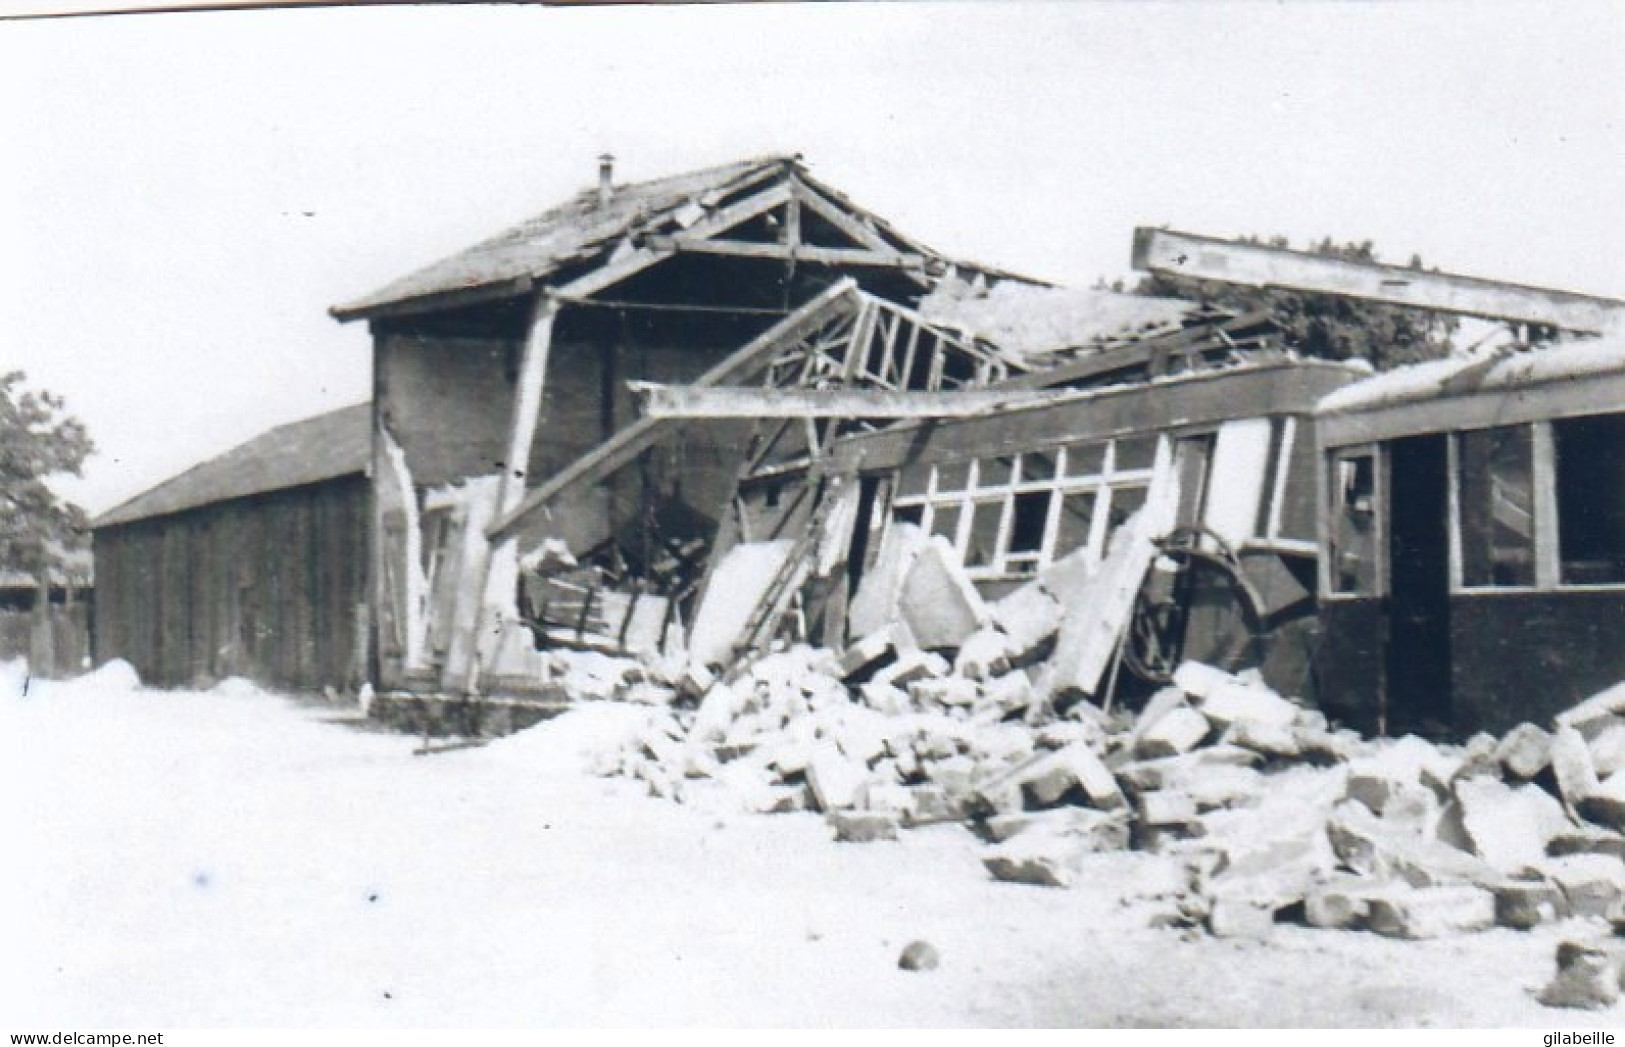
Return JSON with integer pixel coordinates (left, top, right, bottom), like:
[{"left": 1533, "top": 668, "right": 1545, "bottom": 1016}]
[{"left": 517, "top": 544, "right": 1625, "bottom": 1012}]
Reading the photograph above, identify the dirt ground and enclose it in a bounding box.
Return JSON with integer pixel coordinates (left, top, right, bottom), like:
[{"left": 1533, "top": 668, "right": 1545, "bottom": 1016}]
[{"left": 0, "top": 664, "right": 1615, "bottom": 1028}]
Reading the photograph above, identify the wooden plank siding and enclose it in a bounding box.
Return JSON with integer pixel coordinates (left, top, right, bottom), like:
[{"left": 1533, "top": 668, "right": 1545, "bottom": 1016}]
[{"left": 93, "top": 475, "right": 369, "bottom": 691}]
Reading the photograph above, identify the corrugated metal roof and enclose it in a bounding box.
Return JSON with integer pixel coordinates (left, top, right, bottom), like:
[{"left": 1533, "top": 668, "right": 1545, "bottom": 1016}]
[
  {"left": 333, "top": 156, "right": 794, "bottom": 319},
  {"left": 918, "top": 280, "right": 1200, "bottom": 363},
  {"left": 94, "top": 403, "right": 371, "bottom": 529}
]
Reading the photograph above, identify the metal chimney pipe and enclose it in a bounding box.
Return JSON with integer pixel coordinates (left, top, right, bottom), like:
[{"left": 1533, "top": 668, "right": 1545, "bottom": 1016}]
[{"left": 597, "top": 153, "right": 615, "bottom": 207}]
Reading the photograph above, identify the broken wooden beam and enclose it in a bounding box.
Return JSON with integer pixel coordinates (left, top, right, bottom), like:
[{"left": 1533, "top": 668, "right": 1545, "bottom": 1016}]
[
  {"left": 1132, "top": 227, "right": 1625, "bottom": 334},
  {"left": 627, "top": 382, "right": 1077, "bottom": 420},
  {"left": 486, "top": 278, "right": 863, "bottom": 541},
  {"left": 645, "top": 235, "right": 924, "bottom": 269}
]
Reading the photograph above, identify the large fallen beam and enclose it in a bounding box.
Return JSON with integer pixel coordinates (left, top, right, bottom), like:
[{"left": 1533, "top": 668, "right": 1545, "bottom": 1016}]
[
  {"left": 1133, "top": 227, "right": 1625, "bottom": 335},
  {"left": 486, "top": 278, "right": 862, "bottom": 541},
  {"left": 628, "top": 382, "right": 1076, "bottom": 420}
]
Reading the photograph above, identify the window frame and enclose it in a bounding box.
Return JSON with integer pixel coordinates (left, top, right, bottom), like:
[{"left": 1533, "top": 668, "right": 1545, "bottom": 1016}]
[
  {"left": 887, "top": 434, "right": 1164, "bottom": 579},
  {"left": 1321, "top": 443, "right": 1384, "bottom": 601}
]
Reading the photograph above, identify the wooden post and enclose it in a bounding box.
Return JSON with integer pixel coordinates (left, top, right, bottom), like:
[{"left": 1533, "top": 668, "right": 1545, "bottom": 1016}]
[{"left": 460, "top": 293, "right": 558, "bottom": 694}]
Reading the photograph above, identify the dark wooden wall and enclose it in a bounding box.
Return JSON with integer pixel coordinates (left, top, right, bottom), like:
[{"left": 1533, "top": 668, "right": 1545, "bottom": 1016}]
[{"left": 93, "top": 475, "right": 369, "bottom": 691}]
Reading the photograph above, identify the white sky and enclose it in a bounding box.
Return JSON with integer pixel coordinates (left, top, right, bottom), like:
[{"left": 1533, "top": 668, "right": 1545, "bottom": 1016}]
[{"left": 2, "top": 1, "right": 1622, "bottom": 516}]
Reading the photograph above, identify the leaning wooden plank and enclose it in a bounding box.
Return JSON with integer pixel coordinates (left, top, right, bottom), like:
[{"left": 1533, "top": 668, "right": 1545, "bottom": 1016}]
[
  {"left": 628, "top": 382, "right": 1079, "bottom": 420},
  {"left": 487, "top": 279, "right": 862, "bottom": 540},
  {"left": 1133, "top": 227, "right": 1625, "bottom": 334}
]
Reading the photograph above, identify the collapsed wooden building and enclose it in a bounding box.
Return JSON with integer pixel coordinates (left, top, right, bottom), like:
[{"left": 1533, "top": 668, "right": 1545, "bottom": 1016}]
[
  {"left": 330, "top": 154, "right": 1057, "bottom": 696},
  {"left": 88, "top": 154, "right": 1625, "bottom": 742}
]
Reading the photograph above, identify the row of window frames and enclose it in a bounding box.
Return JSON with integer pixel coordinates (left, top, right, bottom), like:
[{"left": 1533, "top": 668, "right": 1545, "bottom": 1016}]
[
  {"left": 1328, "top": 414, "right": 1625, "bottom": 594},
  {"left": 892, "top": 436, "right": 1161, "bottom": 500},
  {"left": 892, "top": 481, "right": 1151, "bottom": 575}
]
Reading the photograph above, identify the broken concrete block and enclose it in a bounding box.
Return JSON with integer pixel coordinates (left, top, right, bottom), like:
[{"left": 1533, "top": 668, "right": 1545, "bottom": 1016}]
[
  {"left": 909, "top": 676, "right": 979, "bottom": 709},
  {"left": 1227, "top": 718, "right": 1302, "bottom": 760},
  {"left": 1139, "top": 788, "right": 1199, "bottom": 827},
  {"left": 688, "top": 539, "right": 797, "bottom": 667},
  {"left": 1180, "top": 765, "right": 1266, "bottom": 813},
  {"left": 1126, "top": 686, "right": 1185, "bottom": 749},
  {"left": 1496, "top": 722, "right": 1553, "bottom": 780},
  {"left": 1550, "top": 826, "right": 1625, "bottom": 861},
  {"left": 1293, "top": 725, "right": 1362, "bottom": 765},
  {"left": 899, "top": 536, "right": 986, "bottom": 650},
  {"left": 1589, "top": 722, "right": 1625, "bottom": 778},
  {"left": 679, "top": 660, "right": 718, "bottom": 699},
  {"left": 827, "top": 810, "right": 900, "bottom": 843},
  {"left": 923, "top": 753, "right": 977, "bottom": 795},
  {"left": 846, "top": 522, "right": 924, "bottom": 641},
  {"left": 806, "top": 742, "right": 867, "bottom": 812},
  {"left": 690, "top": 680, "right": 747, "bottom": 745},
  {"left": 1454, "top": 776, "right": 1570, "bottom": 873},
  {"left": 1346, "top": 736, "right": 1458, "bottom": 812},
  {"left": 839, "top": 629, "right": 898, "bottom": 682},
  {"left": 1189, "top": 678, "right": 1299, "bottom": 732},
  {"left": 1042, "top": 521, "right": 1157, "bottom": 701},
  {"left": 1170, "top": 661, "right": 1231, "bottom": 700},
  {"left": 1540, "top": 854, "right": 1625, "bottom": 918},
  {"left": 1327, "top": 799, "right": 1501, "bottom": 888},
  {"left": 1539, "top": 939, "right": 1625, "bottom": 1010},
  {"left": 898, "top": 785, "right": 963, "bottom": 827},
  {"left": 857, "top": 781, "right": 913, "bottom": 813},
  {"left": 873, "top": 647, "right": 949, "bottom": 690},
  {"left": 858, "top": 680, "right": 910, "bottom": 716},
  {"left": 987, "top": 579, "right": 1063, "bottom": 661},
  {"left": 983, "top": 807, "right": 1130, "bottom": 850},
  {"left": 1492, "top": 878, "right": 1570, "bottom": 929},
  {"left": 1135, "top": 706, "right": 1212, "bottom": 760},
  {"left": 980, "top": 671, "right": 1035, "bottom": 716},
  {"left": 1382, "top": 784, "right": 1443, "bottom": 839},
  {"left": 953, "top": 628, "right": 1014, "bottom": 681},
  {"left": 1551, "top": 725, "right": 1602, "bottom": 814},
  {"left": 1303, "top": 875, "right": 1392, "bottom": 930},
  {"left": 1556, "top": 680, "right": 1625, "bottom": 737},
  {"left": 1578, "top": 775, "right": 1625, "bottom": 833},
  {"left": 1365, "top": 885, "right": 1495, "bottom": 939},
  {"left": 982, "top": 831, "right": 1086, "bottom": 888},
  {"left": 1206, "top": 893, "right": 1278, "bottom": 939},
  {"left": 1115, "top": 745, "right": 1262, "bottom": 793},
  {"left": 1013, "top": 742, "right": 1126, "bottom": 811}
]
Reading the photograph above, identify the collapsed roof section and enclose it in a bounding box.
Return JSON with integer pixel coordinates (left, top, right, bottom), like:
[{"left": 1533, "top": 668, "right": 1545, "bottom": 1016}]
[
  {"left": 332, "top": 155, "right": 1043, "bottom": 324},
  {"left": 487, "top": 278, "right": 1018, "bottom": 542}
]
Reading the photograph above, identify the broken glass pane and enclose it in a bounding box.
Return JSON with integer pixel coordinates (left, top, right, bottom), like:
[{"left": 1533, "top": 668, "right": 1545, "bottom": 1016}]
[{"left": 1330, "top": 452, "right": 1377, "bottom": 595}]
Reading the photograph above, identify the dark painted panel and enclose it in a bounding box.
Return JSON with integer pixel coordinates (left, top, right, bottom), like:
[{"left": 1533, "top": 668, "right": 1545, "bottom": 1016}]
[
  {"left": 1450, "top": 591, "right": 1625, "bottom": 735},
  {"left": 1314, "top": 598, "right": 1384, "bottom": 734}
]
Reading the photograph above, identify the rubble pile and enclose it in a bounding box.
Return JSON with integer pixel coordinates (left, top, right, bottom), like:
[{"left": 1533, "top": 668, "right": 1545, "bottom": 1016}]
[{"left": 553, "top": 538, "right": 1625, "bottom": 1010}]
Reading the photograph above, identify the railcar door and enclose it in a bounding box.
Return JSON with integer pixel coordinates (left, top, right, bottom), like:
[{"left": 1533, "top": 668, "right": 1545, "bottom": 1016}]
[{"left": 1385, "top": 435, "right": 1453, "bottom": 737}]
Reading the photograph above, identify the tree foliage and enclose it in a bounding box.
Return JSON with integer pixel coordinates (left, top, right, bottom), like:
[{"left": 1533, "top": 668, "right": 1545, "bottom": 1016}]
[
  {"left": 1131, "top": 236, "right": 1459, "bottom": 371},
  {"left": 0, "top": 371, "right": 94, "bottom": 579}
]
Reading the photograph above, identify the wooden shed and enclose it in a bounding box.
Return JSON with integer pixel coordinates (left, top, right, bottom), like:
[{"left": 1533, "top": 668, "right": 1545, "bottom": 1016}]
[{"left": 92, "top": 404, "right": 371, "bottom": 691}]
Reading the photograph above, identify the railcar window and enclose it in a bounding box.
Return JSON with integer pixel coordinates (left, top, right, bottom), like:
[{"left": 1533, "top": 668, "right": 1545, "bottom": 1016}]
[
  {"left": 1458, "top": 425, "right": 1537, "bottom": 588},
  {"left": 1330, "top": 452, "right": 1377, "bottom": 595},
  {"left": 1555, "top": 415, "right": 1625, "bottom": 586},
  {"left": 885, "top": 436, "right": 1163, "bottom": 576}
]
